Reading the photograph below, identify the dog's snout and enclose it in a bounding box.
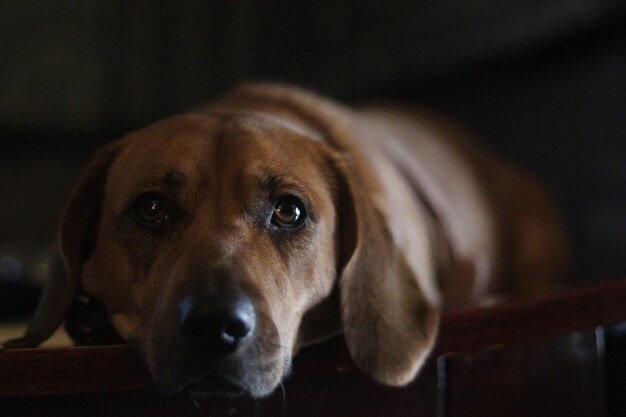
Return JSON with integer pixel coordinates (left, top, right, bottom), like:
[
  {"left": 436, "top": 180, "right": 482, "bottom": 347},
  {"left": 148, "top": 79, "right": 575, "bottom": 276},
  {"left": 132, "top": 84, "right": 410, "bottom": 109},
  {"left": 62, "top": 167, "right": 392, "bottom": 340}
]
[{"left": 177, "top": 292, "right": 256, "bottom": 355}]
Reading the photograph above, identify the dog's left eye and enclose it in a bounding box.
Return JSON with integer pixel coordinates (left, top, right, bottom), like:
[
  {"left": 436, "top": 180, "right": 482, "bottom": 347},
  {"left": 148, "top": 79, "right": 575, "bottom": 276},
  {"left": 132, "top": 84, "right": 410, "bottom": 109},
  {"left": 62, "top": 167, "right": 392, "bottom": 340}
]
[
  {"left": 133, "top": 193, "right": 170, "bottom": 225},
  {"left": 271, "top": 196, "right": 306, "bottom": 228}
]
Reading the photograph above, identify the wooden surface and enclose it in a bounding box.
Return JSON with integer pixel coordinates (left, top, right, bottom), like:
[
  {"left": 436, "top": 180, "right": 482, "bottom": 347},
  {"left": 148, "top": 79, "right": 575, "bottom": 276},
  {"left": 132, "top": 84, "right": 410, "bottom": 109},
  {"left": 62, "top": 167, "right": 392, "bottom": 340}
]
[
  {"left": 0, "top": 362, "right": 440, "bottom": 417},
  {"left": 437, "top": 278, "right": 626, "bottom": 354},
  {"left": 1, "top": 279, "right": 625, "bottom": 398},
  {"left": 0, "top": 279, "right": 624, "bottom": 417}
]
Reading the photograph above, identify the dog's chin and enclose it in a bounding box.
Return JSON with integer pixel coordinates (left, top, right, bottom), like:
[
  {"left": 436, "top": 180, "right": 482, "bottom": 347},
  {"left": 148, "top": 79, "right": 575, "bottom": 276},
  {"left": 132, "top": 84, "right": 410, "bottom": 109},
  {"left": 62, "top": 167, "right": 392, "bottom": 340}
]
[
  {"left": 154, "top": 373, "right": 249, "bottom": 399},
  {"left": 166, "top": 372, "right": 283, "bottom": 400},
  {"left": 145, "top": 335, "right": 290, "bottom": 399},
  {"left": 185, "top": 374, "right": 248, "bottom": 399},
  {"left": 151, "top": 359, "right": 286, "bottom": 400}
]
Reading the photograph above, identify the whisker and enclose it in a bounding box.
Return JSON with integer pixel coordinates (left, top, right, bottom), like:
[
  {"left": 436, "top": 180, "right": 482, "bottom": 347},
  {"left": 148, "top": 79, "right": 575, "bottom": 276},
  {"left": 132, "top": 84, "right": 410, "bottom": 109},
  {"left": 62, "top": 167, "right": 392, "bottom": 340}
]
[
  {"left": 280, "top": 382, "right": 287, "bottom": 416},
  {"left": 262, "top": 136, "right": 289, "bottom": 177},
  {"left": 191, "top": 398, "right": 202, "bottom": 410}
]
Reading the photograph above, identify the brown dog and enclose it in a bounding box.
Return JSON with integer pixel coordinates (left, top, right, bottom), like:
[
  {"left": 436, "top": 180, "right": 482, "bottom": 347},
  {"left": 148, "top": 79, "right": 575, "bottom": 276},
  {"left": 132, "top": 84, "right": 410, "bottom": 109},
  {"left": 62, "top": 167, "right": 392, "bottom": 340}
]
[{"left": 4, "top": 83, "right": 569, "bottom": 398}]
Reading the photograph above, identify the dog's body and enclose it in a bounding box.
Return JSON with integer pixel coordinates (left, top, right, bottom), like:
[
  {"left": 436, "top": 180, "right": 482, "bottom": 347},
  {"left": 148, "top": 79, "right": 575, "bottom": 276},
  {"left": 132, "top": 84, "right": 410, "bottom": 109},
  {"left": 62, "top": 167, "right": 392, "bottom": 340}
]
[
  {"left": 4, "top": 84, "right": 569, "bottom": 398},
  {"left": 353, "top": 105, "right": 570, "bottom": 307}
]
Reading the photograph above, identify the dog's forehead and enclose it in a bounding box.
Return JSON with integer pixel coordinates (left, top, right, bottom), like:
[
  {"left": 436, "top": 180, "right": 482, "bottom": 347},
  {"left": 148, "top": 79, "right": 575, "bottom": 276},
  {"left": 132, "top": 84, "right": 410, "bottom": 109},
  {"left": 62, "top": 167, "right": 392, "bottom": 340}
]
[{"left": 106, "top": 114, "right": 331, "bottom": 204}]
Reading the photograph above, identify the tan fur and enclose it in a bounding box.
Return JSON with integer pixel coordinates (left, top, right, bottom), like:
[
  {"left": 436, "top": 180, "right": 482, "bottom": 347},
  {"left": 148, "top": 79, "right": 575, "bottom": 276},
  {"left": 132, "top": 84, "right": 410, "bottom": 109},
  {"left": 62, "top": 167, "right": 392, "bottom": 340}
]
[{"left": 4, "top": 83, "right": 569, "bottom": 397}]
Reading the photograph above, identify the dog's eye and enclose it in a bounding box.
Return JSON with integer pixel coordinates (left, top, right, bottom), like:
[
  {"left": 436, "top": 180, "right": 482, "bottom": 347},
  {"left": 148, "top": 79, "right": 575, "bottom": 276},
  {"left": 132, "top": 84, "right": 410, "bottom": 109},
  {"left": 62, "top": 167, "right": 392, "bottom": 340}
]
[
  {"left": 133, "top": 193, "right": 169, "bottom": 225},
  {"left": 271, "top": 196, "right": 306, "bottom": 228}
]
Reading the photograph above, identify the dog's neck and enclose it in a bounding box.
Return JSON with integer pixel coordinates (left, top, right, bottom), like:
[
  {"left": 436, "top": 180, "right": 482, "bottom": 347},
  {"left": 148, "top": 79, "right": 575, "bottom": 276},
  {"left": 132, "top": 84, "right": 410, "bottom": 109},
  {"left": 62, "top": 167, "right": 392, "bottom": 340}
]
[{"left": 392, "top": 158, "right": 484, "bottom": 310}]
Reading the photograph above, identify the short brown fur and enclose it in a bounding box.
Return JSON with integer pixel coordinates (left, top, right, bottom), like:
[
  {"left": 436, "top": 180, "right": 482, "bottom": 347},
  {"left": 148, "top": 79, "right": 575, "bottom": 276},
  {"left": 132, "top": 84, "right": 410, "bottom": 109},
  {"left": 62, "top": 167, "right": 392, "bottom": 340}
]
[{"left": 4, "top": 84, "right": 569, "bottom": 397}]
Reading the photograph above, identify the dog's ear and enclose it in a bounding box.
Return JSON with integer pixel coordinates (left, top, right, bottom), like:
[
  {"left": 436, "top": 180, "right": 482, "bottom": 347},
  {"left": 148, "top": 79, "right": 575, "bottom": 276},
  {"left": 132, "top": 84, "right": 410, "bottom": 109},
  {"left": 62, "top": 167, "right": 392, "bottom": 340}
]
[
  {"left": 3, "top": 143, "right": 120, "bottom": 348},
  {"left": 332, "top": 156, "right": 439, "bottom": 386}
]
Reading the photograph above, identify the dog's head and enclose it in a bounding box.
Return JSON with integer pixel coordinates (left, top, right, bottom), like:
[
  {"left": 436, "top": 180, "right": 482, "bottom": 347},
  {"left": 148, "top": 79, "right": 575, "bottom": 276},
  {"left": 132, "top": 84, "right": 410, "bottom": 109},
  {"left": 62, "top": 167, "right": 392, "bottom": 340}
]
[{"left": 4, "top": 86, "right": 438, "bottom": 398}]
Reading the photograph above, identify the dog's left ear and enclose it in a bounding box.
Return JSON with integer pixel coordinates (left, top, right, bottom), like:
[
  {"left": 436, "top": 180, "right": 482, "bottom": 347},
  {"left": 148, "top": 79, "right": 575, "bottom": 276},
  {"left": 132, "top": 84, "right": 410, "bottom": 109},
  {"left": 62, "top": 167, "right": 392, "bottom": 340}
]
[
  {"left": 332, "top": 156, "right": 439, "bottom": 386},
  {"left": 3, "top": 143, "right": 121, "bottom": 348}
]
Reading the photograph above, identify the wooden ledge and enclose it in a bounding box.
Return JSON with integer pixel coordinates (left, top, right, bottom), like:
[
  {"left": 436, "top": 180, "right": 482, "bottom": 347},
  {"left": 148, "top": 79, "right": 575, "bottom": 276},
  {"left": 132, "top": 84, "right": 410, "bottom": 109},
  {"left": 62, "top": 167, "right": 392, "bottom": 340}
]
[{"left": 1, "top": 278, "right": 625, "bottom": 397}]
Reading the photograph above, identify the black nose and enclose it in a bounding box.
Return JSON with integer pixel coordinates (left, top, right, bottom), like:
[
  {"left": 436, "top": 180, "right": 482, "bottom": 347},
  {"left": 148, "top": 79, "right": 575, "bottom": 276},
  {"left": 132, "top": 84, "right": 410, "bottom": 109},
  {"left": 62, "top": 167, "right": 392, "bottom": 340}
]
[{"left": 177, "top": 292, "right": 256, "bottom": 355}]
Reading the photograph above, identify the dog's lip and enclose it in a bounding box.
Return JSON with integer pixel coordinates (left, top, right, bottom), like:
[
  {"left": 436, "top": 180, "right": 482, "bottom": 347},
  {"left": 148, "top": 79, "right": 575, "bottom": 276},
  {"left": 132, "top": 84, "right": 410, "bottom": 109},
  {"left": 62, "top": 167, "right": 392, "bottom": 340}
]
[{"left": 184, "top": 373, "right": 247, "bottom": 398}]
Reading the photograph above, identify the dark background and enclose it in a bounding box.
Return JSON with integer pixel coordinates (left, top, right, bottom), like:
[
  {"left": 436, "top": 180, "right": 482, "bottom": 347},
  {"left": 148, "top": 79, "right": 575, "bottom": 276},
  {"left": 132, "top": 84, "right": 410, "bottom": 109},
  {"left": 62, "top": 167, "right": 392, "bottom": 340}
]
[{"left": 1, "top": 1, "right": 625, "bottom": 312}]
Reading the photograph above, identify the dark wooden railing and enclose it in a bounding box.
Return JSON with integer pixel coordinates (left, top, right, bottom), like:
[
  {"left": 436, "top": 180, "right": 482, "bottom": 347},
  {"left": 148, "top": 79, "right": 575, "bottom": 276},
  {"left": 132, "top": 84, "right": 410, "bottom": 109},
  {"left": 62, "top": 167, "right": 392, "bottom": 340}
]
[{"left": 1, "top": 279, "right": 625, "bottom": 417}]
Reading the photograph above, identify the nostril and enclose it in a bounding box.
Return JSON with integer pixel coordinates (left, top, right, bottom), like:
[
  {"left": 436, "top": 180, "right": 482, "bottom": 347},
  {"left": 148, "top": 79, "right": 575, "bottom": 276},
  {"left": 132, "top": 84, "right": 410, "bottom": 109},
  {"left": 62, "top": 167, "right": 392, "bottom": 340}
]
[
  {"left": 177, "top": 293, "right": 256, "bottom": 355},
  {"left": 177, "top": 295, "right": 197, "bottom": 328},
  {"left": 224, "top": 319, "right": 249, "bottom": 340},
  {"left": 223, "top": 306, "right": 254, "bottom": 341}
]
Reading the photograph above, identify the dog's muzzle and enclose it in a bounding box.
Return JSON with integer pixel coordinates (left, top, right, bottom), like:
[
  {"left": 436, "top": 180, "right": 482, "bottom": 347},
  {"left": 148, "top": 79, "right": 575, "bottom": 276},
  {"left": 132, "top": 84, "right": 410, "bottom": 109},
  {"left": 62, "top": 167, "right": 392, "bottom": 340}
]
[
  {"left": 155, "top": 285, "right": 258, "bottom": 398},
  {"left": 176, "top": 290, "right": 256, "bottom": 357}
]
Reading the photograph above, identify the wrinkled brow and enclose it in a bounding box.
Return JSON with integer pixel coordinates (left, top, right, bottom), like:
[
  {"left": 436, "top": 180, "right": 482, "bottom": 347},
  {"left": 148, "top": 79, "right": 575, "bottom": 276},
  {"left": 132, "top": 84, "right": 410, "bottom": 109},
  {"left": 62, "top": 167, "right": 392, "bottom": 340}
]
[
  {"left": 260, "top": 174, "right": 306, "bottom": 195},
  {"left": 142, "top": 168, "right": 185, "bottom": 193},
  {"left": 162, "top": 169, "right": 184, "bottom": 189},
  {"left": 261, "top": 175, "right": 282, "bottom": 194}
]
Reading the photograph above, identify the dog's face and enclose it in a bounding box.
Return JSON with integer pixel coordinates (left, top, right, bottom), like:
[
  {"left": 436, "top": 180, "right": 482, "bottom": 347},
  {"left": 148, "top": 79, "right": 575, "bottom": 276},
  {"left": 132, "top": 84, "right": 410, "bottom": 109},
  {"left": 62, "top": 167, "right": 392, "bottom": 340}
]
[
  {"left": 6, "top": 86, "right": 438, "bottom": 399},
  {"left": 81, "top": 114, "right": 341, "bottom": 397}
]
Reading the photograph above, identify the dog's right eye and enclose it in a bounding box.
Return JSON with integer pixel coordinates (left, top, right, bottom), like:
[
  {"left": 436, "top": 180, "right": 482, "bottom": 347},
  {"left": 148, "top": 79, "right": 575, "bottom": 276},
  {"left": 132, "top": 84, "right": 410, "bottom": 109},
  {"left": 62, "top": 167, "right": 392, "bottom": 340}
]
[{"left": 133, "top": 193, "right": 170, "bottom": 225}]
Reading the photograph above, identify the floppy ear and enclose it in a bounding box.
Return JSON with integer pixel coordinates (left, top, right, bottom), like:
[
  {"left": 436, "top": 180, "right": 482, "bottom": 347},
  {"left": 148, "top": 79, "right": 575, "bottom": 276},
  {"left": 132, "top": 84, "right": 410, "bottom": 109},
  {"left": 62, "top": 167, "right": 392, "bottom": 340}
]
[
  {"left": 3, "top": 143, "right": 120, "bottom": 348},
  {"left": 333, "top": 157, "right": 439, "bottom": 386}
]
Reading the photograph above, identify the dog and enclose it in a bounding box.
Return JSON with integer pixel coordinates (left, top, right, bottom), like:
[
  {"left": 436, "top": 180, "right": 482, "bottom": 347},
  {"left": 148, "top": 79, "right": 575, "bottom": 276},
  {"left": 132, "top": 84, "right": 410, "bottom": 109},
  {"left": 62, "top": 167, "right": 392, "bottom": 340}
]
[{"left": 3, "top": 83, "right": 569, "bottom": 398}]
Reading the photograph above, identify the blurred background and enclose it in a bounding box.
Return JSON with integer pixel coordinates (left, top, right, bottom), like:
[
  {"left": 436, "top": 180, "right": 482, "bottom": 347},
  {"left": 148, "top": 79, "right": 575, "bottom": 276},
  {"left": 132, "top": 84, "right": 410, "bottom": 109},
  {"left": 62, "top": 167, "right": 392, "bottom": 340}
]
[{"left": 1, "top": 0, "right": 625, "bottom": 317}]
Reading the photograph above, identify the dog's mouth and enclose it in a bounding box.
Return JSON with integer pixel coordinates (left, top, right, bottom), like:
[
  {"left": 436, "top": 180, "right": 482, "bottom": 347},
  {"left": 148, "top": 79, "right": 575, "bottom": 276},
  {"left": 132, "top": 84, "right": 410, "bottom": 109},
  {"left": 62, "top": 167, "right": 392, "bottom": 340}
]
[{"left": 184, "top": 374, "right": 247, "bottom": 399}]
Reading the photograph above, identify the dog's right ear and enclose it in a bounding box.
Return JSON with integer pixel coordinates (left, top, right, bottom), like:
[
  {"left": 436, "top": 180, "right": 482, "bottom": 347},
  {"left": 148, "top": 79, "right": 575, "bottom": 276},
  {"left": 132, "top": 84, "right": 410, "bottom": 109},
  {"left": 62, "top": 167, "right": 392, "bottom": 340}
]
[{"left": 3, "top": 142, "right": 121, "bottom": 348}]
